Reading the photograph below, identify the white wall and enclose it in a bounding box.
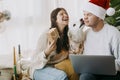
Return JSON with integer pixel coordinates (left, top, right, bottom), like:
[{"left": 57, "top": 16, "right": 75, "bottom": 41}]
[
  {"left": 57, "top": 0, "right": 87, "bottom": 23},
  {"left": 0, "top": 0, "right": 88, "bottom": 67}
]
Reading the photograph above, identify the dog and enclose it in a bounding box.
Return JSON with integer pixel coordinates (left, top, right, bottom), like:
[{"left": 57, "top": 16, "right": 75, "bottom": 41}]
[
  {"left": 47, "top": 19, "right": 86, "bottom": 64},
  {"left": 68, "top": 19, "right": 85, "bottom": 54}
]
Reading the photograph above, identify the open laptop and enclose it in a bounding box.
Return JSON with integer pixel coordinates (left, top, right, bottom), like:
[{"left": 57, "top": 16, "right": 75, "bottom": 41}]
[{"left": 69, "top": 54, "right": 116, "bottom": 75}]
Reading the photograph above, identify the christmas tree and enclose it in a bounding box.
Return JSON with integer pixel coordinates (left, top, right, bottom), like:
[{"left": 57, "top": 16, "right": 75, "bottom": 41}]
[{"left": 105, "top": 0, "right": 120, "bottom": 30}]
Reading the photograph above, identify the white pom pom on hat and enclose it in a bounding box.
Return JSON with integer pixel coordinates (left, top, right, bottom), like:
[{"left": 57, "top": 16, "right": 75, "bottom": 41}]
[
  {"left": 106, "top": 7, "right": 115, "bottom": 16},
  {"left": 83, "top": 0, "right": 115, "bottom": 20}
]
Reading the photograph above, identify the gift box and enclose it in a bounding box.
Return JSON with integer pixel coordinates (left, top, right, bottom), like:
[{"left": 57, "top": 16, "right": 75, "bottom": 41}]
[{"left": 47, "top": 28, "right": 59, "bottom": 44}]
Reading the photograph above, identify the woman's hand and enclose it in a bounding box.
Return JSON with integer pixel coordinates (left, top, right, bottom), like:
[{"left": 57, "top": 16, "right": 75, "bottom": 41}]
[{"left": 44, "top": 40, "right": 57, "bottom": 57}]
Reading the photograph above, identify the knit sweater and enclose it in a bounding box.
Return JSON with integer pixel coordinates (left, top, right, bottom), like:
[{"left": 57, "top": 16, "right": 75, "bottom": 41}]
[
  {"left": 21, "top": 29, "right": 68, "bottom": 79},
  {"left": 84, "top": 23, "right": 120, "bottom": 71}
]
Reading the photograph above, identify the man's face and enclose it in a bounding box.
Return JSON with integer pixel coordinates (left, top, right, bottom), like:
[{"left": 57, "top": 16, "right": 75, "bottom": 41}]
[{"left": 83, "top": 11, "right": 100, "bottom": 28}]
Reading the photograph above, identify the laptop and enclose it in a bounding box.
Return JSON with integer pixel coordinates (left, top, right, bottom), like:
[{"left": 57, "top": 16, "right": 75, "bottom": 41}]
[{"left": 69, "top": 54, "right": 116, "bottom": 75}]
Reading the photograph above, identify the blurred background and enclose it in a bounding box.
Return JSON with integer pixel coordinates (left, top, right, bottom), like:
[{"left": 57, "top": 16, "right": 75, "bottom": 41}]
[
  {"left": 0, "top": 0, "right": 87, "bottom": 55},
  {"left": 0, "top": 0, "right": 119, "bottom": 68},
  {"left": 0, "top": 0, "right": 88, "bottom": 67}
]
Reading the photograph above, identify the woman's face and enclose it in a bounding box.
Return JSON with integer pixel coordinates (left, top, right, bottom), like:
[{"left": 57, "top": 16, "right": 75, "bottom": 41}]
[{"left": 56, "top": 9, "right": 69, "bottom": 30}]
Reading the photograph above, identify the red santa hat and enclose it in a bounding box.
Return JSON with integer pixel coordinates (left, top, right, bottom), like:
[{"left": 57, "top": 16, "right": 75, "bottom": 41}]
[{"left": 83, "top": 0, "right": 115, "bottom": 20}]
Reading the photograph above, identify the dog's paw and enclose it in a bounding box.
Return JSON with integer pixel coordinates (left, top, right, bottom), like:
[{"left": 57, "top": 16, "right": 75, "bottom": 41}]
[{"left": 21, "top": 75, "right": 31, "bottom": 80}]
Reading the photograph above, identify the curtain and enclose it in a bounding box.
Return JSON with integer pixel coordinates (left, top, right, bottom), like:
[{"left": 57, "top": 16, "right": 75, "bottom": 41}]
[{"left": 0, "top": 0, "right": 87, "bottom": 56}]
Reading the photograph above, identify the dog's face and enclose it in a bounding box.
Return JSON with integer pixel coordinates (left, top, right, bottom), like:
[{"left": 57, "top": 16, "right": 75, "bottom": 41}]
[{"left": 68, "top": 19, "right": 85, "bottom": 54}]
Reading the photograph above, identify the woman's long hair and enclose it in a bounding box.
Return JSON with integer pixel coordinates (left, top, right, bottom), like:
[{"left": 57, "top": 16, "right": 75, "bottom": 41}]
[{"left": 50, "top": 8, "right": 69, "bottom": 53}]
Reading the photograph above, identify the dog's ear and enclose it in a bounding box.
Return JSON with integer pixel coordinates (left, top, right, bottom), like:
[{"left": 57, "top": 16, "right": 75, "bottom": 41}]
[{"left": 79, "top": 18, "right": 84, "bottom": 28}]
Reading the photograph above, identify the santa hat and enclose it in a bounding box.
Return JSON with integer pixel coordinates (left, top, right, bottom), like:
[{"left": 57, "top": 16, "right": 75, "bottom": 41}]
[{"left": 83, "top": 0, "right": 115, "bottom": 20}]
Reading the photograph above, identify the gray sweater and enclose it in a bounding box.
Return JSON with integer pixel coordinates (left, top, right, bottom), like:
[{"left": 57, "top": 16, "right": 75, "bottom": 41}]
[{"left": 84, "top": 23, "right": 120, "bottom": 71}]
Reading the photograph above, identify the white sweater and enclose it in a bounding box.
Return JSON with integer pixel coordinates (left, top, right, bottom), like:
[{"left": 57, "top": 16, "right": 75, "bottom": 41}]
[
  {"left": 21, "top": 28, "right": 68, "bottom": 79},
  {"left": 21, "top": 29, "right": 49, "bottom": 79},
  {"left": 84, "top": 24, "right": 120, "bottom": 71}
]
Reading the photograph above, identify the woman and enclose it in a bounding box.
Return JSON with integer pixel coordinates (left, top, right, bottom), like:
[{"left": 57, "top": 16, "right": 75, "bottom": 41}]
[{"left": 22, "top": 8, "right": 79, "bottom": 80}]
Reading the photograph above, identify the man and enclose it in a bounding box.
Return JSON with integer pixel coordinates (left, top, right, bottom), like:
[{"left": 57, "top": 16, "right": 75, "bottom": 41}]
[{"left": 80, "top": 0, "right": 120, "bottom": 80}]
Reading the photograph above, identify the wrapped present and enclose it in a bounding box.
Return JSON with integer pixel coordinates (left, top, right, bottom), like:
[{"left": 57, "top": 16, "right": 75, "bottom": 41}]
[{"left": 47, "top": 28, "right": 59, "bottom": 44}]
